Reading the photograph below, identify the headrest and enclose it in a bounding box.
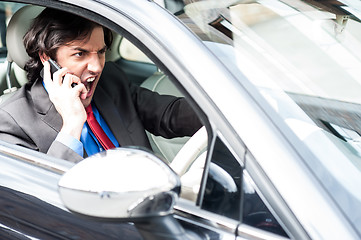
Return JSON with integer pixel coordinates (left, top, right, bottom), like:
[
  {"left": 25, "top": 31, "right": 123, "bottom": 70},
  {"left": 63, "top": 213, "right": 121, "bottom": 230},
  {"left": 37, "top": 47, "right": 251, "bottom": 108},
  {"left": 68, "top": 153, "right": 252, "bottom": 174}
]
[{"left": 6, "top": 5, "right": 44, "bottom": 69}]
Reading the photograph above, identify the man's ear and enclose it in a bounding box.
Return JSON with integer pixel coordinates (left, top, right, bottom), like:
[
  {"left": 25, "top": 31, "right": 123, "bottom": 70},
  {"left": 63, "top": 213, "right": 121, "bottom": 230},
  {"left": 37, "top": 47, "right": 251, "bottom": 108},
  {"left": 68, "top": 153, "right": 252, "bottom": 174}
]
[{"left": 39, "top": 53, "right": 50, "bottom": 64}]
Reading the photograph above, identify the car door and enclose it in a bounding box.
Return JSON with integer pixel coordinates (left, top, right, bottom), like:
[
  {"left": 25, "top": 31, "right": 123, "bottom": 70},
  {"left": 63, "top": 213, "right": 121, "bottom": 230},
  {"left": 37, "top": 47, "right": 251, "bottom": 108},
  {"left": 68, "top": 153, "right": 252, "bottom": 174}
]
[{"left": 0, "top": 140, "right": 145, "bottom": 239}]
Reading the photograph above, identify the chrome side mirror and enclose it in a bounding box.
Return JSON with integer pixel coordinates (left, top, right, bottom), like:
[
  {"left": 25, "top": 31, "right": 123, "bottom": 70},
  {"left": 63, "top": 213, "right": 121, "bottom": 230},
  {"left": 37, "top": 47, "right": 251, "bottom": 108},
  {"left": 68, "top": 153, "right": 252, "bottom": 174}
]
[{"left": 58, "top": 148, "right": 180, "bottom": 220}]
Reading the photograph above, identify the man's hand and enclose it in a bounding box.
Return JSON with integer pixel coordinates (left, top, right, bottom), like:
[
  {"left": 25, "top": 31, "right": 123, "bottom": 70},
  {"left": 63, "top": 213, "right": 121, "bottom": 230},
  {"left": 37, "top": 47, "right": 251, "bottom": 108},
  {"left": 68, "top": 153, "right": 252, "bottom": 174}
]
[{"left": 43, "top": 61, "right": 88, "bottom": 140}]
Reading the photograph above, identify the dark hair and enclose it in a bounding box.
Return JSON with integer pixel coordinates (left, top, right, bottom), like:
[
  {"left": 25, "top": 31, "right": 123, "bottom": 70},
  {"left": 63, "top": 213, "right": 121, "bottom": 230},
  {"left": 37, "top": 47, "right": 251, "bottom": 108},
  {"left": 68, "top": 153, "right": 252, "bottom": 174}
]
[{"left": 23, "top": 8, "right": 113, "bottom": 83}]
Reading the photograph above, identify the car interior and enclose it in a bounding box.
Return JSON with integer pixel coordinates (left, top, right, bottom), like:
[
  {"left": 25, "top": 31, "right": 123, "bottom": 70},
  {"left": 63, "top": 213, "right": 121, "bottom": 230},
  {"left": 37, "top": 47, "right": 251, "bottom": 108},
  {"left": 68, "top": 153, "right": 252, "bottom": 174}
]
[{"left": 0, "top": 3, "right": 207, "bottom": 202}]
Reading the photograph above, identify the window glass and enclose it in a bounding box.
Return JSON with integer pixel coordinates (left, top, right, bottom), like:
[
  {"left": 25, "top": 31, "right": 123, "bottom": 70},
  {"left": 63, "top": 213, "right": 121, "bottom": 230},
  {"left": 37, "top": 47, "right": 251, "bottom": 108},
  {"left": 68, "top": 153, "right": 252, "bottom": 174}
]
[
  {"left": 119, "top": 38, "right": 153, "bottom": 64},
  {"left": 169, "top": 0, "right": 361, "bottom": 226},
  {"left": 201, "top": 136, "right": 287, "bottom": 236},
  {"left": 242, "top": 171, "right": 288, "bottom": 237},
  {"left": 201, "top": 137, "right": 242, "bottom": 220}
]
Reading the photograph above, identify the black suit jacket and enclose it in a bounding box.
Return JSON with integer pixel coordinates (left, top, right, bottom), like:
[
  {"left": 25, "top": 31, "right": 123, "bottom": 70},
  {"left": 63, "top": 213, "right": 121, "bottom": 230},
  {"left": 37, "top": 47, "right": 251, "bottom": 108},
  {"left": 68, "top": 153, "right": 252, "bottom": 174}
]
[{"left": 0, "top": 62, "right": 201, "bottom": 162}]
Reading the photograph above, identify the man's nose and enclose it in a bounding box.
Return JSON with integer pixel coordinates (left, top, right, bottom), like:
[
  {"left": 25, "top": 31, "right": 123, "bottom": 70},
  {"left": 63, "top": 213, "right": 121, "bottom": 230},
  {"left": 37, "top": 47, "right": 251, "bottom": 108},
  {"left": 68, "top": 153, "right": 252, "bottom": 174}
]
[{"left": 87, "top": 54, "right": 103, "bottom": 73}]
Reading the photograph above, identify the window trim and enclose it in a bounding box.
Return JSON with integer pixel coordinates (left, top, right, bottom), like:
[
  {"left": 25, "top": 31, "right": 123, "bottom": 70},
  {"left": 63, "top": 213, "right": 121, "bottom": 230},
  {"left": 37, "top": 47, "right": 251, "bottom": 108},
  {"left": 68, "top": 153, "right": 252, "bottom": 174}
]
[{"left": 175, "top": 198, "right": 239, "bottom": 238}]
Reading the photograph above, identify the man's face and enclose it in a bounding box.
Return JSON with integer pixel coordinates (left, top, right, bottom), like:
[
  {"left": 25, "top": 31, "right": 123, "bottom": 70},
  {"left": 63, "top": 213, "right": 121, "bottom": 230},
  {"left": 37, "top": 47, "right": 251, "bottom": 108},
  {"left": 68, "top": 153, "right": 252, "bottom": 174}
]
[{"left": 55, "top": 26, "right": 106, "bottom": 108}]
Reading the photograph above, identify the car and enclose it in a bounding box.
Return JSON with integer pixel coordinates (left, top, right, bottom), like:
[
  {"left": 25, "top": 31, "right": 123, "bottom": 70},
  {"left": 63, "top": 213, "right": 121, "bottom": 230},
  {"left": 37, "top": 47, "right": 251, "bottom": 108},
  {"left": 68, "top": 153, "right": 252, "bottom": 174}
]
[{"left": 0, "top": 0, "right": 361, "bottom": 239}]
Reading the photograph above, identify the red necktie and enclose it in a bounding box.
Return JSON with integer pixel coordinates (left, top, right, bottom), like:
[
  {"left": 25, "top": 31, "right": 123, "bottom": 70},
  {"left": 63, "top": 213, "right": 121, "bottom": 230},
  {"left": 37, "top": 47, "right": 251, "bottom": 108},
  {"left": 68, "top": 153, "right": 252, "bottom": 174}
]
[{"left": 85, "top": 104, "right": 115, "bottom": 150}]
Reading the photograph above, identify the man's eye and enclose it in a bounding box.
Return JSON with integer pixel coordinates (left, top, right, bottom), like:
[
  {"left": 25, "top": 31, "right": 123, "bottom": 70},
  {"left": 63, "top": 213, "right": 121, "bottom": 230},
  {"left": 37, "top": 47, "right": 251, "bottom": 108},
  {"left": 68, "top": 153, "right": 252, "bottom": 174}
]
[
  {"left": 99, "top": 49, "right": 107, "bottom": 55},
  {"left": 75, "top": 52, "right": 83, "bottom": 57}
]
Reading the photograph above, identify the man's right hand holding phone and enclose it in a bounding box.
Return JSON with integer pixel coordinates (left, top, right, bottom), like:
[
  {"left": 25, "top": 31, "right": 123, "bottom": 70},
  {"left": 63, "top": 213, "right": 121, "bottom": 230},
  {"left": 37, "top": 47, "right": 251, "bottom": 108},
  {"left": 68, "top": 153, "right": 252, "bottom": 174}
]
[{"left": 43, "top": 60, "right": 88, "bottom": 141}]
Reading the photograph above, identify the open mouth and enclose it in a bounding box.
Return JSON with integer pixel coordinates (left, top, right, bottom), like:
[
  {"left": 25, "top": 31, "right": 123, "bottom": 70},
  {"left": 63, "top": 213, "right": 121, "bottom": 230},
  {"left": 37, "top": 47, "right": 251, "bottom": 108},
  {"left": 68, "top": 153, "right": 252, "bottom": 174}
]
[{"left": 84, "top": 76, "right": 96, "bottom": 96}]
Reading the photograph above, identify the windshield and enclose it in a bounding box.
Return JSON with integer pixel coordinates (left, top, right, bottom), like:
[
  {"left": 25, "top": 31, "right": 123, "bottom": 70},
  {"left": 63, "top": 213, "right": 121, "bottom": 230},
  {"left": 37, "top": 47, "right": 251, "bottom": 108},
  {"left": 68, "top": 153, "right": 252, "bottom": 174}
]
[{"left": 168, "top": 0, "right": 361, "bottom": 233}]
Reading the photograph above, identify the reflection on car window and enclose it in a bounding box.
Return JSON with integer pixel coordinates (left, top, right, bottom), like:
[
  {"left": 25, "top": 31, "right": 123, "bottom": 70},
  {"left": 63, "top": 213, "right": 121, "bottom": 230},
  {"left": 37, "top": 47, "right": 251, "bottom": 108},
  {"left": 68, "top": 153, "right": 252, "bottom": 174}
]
[
  {"left": 201, "top": 137, "right": 242, "bottom": 220},
  {"left": 201, "top": 137, "right": 287, "bottom": 236},
  {"left": 242, "top": 171, "right": 288, "bottom": 237},
  {"left": 171, "top": 0, "right": 361, "bottom": 225}
]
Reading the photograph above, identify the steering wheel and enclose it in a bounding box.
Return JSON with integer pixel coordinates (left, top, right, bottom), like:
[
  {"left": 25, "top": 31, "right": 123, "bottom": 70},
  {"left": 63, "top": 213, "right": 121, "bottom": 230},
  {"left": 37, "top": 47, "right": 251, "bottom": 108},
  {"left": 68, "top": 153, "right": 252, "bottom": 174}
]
[{"left": 170, "top": 126, "right": 207, "bottom": 176}]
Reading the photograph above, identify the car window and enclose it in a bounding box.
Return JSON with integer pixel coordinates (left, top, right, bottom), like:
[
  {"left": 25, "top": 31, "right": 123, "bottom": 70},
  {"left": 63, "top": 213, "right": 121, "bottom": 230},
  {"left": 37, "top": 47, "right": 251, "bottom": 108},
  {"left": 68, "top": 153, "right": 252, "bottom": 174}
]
[
  {"left": 119, "top": 37, "right": 153, "bottom": 64},
  {"left": 242, "top": 170, "right": 288, "bottom": 237},
  {"left": 200, "top": 136, "right": 288, "bottom": 237},
  {"left": 201, "top": 136, "right": 242, "bottom": 220}
]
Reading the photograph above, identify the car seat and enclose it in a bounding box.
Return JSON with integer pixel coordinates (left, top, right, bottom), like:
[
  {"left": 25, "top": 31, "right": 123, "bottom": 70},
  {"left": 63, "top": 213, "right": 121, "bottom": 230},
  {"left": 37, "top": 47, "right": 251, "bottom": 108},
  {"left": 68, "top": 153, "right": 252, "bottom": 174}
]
[
  {"left": 140, "top": 71, "right": 191, "bottom": 163},
  {"left": 0, "top": 5, "right": 44, "bottom": 104}
]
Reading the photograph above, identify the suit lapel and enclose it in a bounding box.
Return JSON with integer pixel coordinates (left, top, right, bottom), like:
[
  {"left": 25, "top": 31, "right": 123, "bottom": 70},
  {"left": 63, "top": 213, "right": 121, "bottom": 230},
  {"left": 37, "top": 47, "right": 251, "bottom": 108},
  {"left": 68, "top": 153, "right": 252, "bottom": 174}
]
[
  {"left": 93, "top": 85, "right": 132, "bottom": 147},
  {"left": 31, "top": 79, "right": 62, "bottom": 132},
  {"left": 22, "top": 79, "right": 62, "bottom": 152}
]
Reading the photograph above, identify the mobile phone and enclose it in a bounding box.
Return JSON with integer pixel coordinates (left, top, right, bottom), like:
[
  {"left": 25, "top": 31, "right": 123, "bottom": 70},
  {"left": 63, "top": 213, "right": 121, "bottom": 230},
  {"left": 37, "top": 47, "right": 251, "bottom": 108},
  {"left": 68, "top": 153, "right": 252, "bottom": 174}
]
[
  {"left": 40, "top": 59, "right": 77, "bottom": 87},
  {"left": 40, "top": 58, "right": 61, "bottom": 79}
]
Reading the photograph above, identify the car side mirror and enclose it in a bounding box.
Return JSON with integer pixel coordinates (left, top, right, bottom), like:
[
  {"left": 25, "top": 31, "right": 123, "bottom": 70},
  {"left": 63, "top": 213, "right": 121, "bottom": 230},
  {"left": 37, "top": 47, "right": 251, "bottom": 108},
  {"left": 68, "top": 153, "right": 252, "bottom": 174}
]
[{"left": 58, "top": 147, "right": 180, "bottom": 220}]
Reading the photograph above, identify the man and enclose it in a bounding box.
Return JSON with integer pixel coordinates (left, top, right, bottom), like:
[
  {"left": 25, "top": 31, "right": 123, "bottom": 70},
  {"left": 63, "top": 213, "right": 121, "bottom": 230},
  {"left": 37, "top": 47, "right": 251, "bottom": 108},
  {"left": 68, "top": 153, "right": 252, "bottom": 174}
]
[{"left": 0, "top": 8, "right": 202, "bottom": 162}]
